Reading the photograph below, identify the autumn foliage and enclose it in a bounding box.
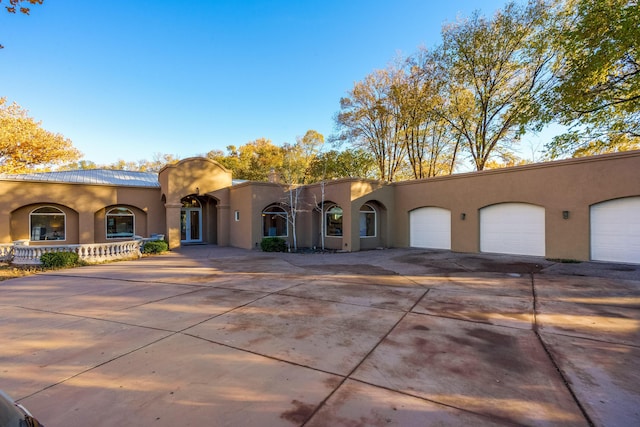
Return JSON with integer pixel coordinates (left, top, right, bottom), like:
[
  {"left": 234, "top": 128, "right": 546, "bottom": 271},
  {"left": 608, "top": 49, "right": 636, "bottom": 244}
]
[
  {"left": 1, "top": 0, "right": 42, "bottom": 15},
  {"left": 0, "top": 98, "right": 81, "bottom": 173}
]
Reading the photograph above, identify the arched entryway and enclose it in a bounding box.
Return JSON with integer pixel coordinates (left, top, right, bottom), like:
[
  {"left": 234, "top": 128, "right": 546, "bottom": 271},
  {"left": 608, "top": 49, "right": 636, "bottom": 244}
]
[
  {"left": 179, "top": 195, "right": 219, "bottom": 245},
  {"left": 359, "top": 201, "right": 387, "bottom": 250},
  {"left": 181, "top": 196, "right": 202, "bottom": 243}
]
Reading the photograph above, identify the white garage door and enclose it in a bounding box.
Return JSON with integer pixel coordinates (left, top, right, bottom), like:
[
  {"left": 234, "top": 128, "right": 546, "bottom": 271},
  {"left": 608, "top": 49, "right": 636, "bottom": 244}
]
[
  {"left": 410, "top": 207, "right": 451, "bottom": 249},
  {"left": 480, "top": 203, "right": 545, "bottom": 256},
  {"left": 591, "top": 197, "right": 640, "bottom": 264}
]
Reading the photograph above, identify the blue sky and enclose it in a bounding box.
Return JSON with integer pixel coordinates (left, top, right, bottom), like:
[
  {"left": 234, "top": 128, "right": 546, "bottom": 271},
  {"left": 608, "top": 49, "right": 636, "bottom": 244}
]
[{"left": 2, "top": 0, "right": 512, "bottom": 165}]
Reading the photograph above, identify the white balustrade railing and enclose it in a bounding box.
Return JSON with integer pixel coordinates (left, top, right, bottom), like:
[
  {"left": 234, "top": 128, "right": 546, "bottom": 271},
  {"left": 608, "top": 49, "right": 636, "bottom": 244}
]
[
  {"left": 9, "top": 240, "right": 146, "bottom": 265},
  {"left": 12, "top": 244, "right": 78, "bottom": 265},
  {"left": 76, "top": 241, "right": 142, "bottom": 264}
]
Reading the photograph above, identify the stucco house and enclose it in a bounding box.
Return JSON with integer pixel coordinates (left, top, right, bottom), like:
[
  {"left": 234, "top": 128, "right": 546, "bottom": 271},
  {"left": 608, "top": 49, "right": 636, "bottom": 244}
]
[{"left": 1, "top": 150, "right": 639, "bottom": 264}]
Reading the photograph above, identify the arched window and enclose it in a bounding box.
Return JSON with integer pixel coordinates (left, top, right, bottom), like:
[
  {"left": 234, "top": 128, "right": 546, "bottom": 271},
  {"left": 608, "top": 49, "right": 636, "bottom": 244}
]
[
  {"left": 263, "top": 205, "right": 288, "bottom": 237},
  {"left": 325, "top": 205, "right": 343, "bottom": 237},
  {"left": 182, "top": 197, "right": 201, "bottom": 208},
  {"left": 359, "top": 204, "right": 376, "bottom": 237},
  {"left": 30, "top": 206, "right": 65, "bottom": 241},
  {"left": 106, "top": 207, "right": 135, "bottom": 239}
]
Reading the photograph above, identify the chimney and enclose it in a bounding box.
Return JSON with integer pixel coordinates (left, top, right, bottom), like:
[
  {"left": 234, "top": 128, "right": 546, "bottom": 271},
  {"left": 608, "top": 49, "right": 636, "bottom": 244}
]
[{"left": 268, "top": 168, "right": 280, "bottom": 183}]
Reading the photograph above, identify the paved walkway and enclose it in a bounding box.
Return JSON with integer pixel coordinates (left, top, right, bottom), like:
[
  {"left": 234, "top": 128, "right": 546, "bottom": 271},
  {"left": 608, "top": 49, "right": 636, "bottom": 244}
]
[{"left": 1, "top": 247, "right": 639, "bottom": 426}]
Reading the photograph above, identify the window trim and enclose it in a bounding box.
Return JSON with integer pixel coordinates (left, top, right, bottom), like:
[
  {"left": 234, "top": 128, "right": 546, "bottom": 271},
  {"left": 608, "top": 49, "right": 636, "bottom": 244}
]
[
  {"left": 359, "top": 203, "right": 377, "bottom": 238},
  {"left": 325, "top": 205, "right": 343, "bottom": 237},
  {"left": 29, "top": 206, "right": 66, "bottom": 242},
  {"left": 262, "top": 205, "right": 288, "bottom": 237},
  {"left": 106, "top": 207, "right": 135, "bottom": 239}
]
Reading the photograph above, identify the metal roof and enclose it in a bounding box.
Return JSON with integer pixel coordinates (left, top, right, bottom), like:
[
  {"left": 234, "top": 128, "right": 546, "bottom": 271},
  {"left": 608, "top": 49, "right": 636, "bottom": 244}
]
[{"left": 0, "top": 169, "right": 160, "bottom": 187}]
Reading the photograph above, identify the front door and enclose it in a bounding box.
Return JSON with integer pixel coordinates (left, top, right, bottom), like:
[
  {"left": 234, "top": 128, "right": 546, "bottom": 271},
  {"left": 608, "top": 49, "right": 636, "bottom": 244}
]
[{"left": 181, "top": 207, "right": 202, "bottom": 243}]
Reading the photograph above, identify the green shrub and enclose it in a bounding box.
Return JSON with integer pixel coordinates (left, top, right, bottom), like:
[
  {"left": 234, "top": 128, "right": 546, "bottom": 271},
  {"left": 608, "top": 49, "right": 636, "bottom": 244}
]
[
  {"left": 142, "top": 240, "right": 169, "bottom": 254},
  {"left": 261, "top": 237, "right": 287, "bottom": 252},
  {"left": 40, "top": 251, "right": 80, "bottom": 268}
]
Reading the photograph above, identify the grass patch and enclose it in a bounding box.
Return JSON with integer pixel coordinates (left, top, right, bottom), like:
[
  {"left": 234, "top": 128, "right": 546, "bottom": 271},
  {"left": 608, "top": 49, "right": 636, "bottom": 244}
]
[{"left": 0, "top": 264, "right": 41, "bottom": 282}]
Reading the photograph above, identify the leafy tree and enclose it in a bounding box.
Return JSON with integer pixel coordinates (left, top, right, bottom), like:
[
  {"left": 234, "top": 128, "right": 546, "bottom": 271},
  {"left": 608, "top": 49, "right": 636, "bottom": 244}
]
[
  {"left": 281, "top": 130, "right": 324, "bottom": 184},
  {"left": 544, "top": 0, "right": 640, "bottom": 158},
  {"left": 1, "top": 0, "right": 44, "bottom": 49},
  {"left": 483, "top": 152, "right": 529, "bottom": 169},
  {"left": 436, "top": 1, "right": 555, "bottom": 170},
  {"left": 308, "top": 148, "right": 377, "bottom": 182},
  {"left": 207, "top": 138, "right": 284, "bottom": 181},
  {"left": 398, "top": 50, "right": 461, "bottom": 178},
  {"left": 59, "top": 160, "right": 99, "bottom": 171},
  {"left": 133, "top": 153, "right": 180, "bottom": 172},
  {"left": 59, "top": 153, "right": 179, "bottom": 172},
  {"left": 0, "top": 98, "right": 81, "bottom": 173},
  {"left": 279, "top": 130, "right": 324, "bottom": 251},
  {"left": 335, "top": 66, "right": 407, "bottom": 181},
  {"left": 570, "top": 134, "right": 640, "bottom": 158}
]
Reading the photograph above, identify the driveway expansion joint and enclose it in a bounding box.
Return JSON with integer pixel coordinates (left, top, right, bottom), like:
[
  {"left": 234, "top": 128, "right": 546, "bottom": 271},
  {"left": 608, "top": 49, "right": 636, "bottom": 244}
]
[
  {"left": 4, "top": 247, "right": 638, "bottom": 426},
  {"left": 531, "top": 273, "right": 595, "bottom": 427}
]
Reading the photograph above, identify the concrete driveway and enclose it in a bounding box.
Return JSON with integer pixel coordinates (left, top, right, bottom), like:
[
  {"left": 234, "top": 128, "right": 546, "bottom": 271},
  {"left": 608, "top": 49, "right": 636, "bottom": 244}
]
[{"left": 1, "top": 247, "right": 639, "bottom": 426}]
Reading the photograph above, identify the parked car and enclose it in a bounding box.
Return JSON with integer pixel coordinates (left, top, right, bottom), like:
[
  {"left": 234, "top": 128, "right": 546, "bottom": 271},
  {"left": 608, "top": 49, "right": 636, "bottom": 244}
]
[{"left": 0, "top": 390, "right": 44, "bottom": 427}]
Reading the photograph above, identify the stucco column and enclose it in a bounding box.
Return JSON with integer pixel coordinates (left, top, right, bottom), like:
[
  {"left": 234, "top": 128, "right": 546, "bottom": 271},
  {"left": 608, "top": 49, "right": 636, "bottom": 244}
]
[
  {"left": 0, "top": 212, "right": 10, "bottom": 242},
  {"left": 78, "top": 212, "right": 94, "bottom": 244},
  {"left": 348, "top": 205, "right": 360, "bottom": 252},
  {"left": 217, "top": 204, "right": 230, "bottom": 246},
  {"left": 165, "top": 203, "right": 182, "bottom": 250},
  {"left": 341, "top": 208, "right": 355, "bottom": 252}
]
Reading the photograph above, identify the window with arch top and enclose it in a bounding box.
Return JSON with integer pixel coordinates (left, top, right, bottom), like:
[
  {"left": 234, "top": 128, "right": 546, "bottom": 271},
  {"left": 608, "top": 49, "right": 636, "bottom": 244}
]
[
  {"left": 106, "top": 207, "right": 135, "bottom": 239},
  {"left": 30, "top": 206, "right": 65, "bottom": 241},
  {"left": 262, "top": 205, "right": 288, "bottom": 237},
  {"left": 359, "top": 204, "right": 376, "bottom": 237},
  {"left": 325, "top": 205, "right": 343, "bottom": 237}
]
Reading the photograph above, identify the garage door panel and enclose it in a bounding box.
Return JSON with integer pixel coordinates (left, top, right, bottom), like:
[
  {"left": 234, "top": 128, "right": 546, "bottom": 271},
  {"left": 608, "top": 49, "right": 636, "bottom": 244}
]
[
  {"left": 410, "top": 207, "right": 451, "bottom": 249},
  {"left": 591, "top": 197, "right": 640, "bottom": 264},
  {"left": 480, "top": 203, "right": 545, "bottom": 256}
]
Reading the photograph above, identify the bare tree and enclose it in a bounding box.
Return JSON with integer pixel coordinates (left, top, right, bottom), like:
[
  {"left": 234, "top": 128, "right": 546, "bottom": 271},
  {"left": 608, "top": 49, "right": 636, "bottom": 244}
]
[
  {"left": 335, "top": 66, "right": 407, "bottom": 181},
  {"left": 278, "top": 130, "right": 324, "bottom": 252},
  {"left": 396, "top": 50, "right": 461, "bottom": 178}
]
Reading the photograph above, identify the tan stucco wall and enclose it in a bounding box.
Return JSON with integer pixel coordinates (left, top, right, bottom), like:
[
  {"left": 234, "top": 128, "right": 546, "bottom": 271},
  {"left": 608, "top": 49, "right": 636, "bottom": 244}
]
[
  {"left": 303, "top": 180, "right": 351, "bottom": 251},
  {"left": 209, "top": 187, "right": 230, "bottom": 247},
  {"left": 0, "top": 181, "right": 163, "bottom": 244},
  {"left": 227, "top": 182, "right": 287, "bottom": 250},
  {"left": 2, "top": 151, "right": 637, "bottom": 261},
  {"left": 350, "top": 181, "right": 394, "bottom": 251},
  {"left": 392, "top": 151, "right": 640, "bottom": 260},
  {"left": 159, "top": 157, "right": 232, "bottom": 248}
]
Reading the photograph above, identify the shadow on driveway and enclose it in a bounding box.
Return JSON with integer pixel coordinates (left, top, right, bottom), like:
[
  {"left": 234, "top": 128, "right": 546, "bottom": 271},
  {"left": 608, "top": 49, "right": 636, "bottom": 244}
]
[{"left": 1, "top": 247, "right": 638, "bottom": 426}]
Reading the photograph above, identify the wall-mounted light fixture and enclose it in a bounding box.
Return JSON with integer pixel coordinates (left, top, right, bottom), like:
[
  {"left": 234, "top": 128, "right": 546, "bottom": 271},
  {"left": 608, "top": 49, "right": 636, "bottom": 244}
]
[
  {"left": 461, "top": 213, "right": 466, "bottom": 220},
  {"left": 562, "top": 210, "right": 569, "bottom": 220}
]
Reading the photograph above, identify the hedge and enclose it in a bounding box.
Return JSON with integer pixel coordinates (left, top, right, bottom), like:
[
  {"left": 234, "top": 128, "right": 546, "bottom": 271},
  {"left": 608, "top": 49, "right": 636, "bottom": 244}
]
[
  {"left": 261, "top": 237, "right": 287, "bottom": 252},
  {"left": 142, "top": 240, "right": 169, "bottom": 254},
  {"left": 40, "top": 251, "right": 80, "bottom": 268}
]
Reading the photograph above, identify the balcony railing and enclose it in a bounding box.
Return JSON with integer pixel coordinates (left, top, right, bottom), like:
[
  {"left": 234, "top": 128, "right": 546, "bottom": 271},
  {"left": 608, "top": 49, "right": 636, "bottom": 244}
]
[{"left": 2, "top": 239, "right": 159, "bottom": 266}]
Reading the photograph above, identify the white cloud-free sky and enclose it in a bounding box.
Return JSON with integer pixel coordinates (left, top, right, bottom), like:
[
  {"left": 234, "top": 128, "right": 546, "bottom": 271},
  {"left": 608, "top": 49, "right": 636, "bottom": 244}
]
[{"left": 2, "top": 0, "right": 516, "bottom": 165}]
